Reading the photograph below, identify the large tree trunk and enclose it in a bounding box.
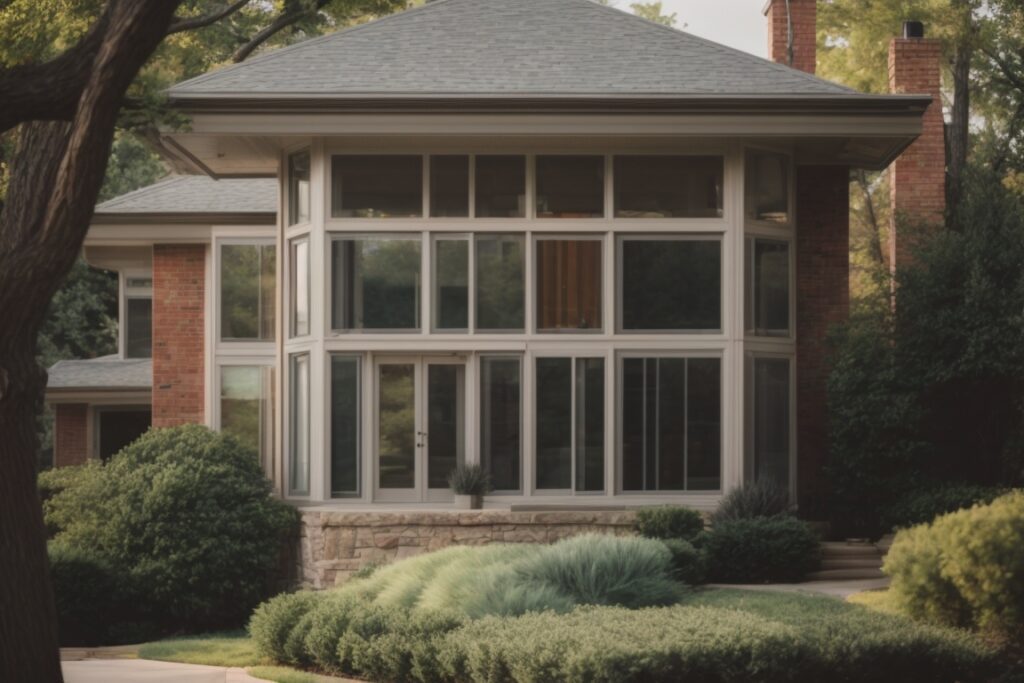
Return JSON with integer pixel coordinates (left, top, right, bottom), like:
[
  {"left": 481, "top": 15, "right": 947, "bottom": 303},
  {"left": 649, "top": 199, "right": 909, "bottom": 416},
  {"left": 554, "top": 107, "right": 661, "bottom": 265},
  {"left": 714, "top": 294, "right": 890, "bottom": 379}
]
[{"left": 0, "top": 2, "right": 182, "bottom": 680}]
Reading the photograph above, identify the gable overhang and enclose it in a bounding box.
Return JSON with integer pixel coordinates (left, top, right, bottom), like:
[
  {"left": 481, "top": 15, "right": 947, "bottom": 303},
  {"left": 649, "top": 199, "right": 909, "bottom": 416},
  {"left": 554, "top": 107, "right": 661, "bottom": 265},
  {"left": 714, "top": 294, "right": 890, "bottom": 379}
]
[{"left": 160, "top": 93, "right": 932, "bottom": 175}]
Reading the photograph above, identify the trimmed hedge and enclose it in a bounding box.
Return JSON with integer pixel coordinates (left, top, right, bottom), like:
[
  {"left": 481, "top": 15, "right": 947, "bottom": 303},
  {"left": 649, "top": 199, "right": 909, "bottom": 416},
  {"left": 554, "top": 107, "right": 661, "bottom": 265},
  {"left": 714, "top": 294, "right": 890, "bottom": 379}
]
[
  {"left": 885, "top": 490, "right": 1024, "bottom": 636},
  {"left": 701, "top": 516, "right": 820, "bottom": 583},
  {"left": 879, "top": 483, "right": 1004, "bottom": 531},
  {"left": 46, "top": 425, "right": 298, "bottom": 635},
  {"left": 251, "top": 588, "right": 996, "bottom": 682},
  {"left": 634, "top": 506, "right": 704, "bottom": 541}
]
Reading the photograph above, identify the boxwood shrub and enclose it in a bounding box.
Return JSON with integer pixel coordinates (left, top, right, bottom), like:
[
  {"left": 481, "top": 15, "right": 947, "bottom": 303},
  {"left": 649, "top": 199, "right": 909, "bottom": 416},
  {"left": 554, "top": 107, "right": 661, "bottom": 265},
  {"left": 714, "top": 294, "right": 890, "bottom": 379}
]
[
  {"left": 46, "top": 424, "right": 298, "bottom": 635},
  {"left": 885, "top": 490, "right": 1024, "bottom": 636},
  {"left": 634, "top": 505, "right": 704, "bottom": 541},
  {"left": 701, "top": 516, "right": 820, "bottom": 583}
]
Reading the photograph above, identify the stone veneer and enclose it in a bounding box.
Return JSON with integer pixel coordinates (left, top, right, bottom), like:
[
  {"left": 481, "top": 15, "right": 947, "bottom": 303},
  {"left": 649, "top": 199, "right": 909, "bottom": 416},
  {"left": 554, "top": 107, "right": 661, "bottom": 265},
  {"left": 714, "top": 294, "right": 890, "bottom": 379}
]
[{"left": 298, "top": 509, "right": 639, "bottom": 588}]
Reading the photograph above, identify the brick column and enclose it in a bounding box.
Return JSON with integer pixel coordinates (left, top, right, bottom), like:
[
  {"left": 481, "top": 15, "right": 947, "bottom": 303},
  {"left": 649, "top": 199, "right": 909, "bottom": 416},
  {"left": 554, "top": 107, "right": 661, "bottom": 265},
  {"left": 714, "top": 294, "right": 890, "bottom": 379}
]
[
  {"left": 152, "top": 244, "right": 206, "bottom": 427},
  {"left": 796, "top": 166, "right": 850, "bottom": 517},
  {"left": 764, "top": 0, "right": 817, "bottom": 74},
  {"left": 889, "top": 34, "right": 945, "bottom": 268},
  {"left": 54, "top": 403, "right": 88, "bottom": 467}
]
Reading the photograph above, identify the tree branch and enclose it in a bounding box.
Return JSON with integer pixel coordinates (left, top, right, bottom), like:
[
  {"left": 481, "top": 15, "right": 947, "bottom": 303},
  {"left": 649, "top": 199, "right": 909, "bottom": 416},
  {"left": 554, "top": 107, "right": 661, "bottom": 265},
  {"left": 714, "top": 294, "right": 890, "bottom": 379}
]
[
  {"left": 231, "top": 0, "right": 336, "bottom": 62},
  {"left": 167, "top": 0, "right": 252, "bottom": 35},
  {"left": 981, "top": 46, "right": 1024, "bottom": 95}
]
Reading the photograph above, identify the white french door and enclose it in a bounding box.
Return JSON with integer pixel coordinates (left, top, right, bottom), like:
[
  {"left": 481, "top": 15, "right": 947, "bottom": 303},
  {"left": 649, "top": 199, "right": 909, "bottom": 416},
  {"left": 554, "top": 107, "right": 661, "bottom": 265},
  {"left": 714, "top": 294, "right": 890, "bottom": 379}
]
[{"left": 374, "top": 356, "right": 466, "bottom": 502}]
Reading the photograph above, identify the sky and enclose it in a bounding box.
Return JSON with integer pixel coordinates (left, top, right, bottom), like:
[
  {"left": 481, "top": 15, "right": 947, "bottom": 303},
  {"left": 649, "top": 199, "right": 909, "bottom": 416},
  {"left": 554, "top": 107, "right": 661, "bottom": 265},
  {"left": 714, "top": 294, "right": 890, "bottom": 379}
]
[{"left": 625, "top": 0, "right": 768, "bottom": 58}]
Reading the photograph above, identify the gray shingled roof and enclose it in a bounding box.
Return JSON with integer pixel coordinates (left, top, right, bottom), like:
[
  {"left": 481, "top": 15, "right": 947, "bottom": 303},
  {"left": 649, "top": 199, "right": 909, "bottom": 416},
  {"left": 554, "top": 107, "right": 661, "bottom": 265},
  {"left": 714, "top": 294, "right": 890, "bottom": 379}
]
[
  {"left": 169, "top": 0, "right": 854, "bottom": 100},
  {"left": 47, "top": 357, "right": 152, "bottom": 392},
  {"left": 95, "top": 176, "right": 277, "bottom": 215}
]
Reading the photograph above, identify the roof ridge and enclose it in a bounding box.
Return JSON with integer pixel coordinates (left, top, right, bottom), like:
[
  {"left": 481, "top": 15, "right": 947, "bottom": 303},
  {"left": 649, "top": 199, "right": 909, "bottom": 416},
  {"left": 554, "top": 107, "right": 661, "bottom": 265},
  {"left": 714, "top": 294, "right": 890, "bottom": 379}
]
[
  {"left": 170, "top": 0, "right": 460, "bottom": 94},
  {"left": 575, "top": 0, "right": 854, "bottom": 94},
  {"left": 95, "top": 174, "right": 183, "bottom": 210}
]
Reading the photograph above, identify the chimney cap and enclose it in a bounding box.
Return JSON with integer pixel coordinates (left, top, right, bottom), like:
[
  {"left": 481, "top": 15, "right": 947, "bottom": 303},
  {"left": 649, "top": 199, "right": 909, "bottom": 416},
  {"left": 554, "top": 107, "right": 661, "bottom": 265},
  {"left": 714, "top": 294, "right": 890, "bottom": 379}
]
[{"left": 903, "top": 21, "right": 926, "bottom": 39}]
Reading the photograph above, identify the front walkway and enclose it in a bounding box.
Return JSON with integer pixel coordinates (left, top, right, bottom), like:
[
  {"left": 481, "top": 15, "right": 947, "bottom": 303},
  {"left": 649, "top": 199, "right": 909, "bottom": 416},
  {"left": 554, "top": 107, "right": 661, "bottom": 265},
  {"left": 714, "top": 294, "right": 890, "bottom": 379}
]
[
  {"left": 708, "top": 577, "right": 890, "bottom": 599},
  {"left": 62, "top": 659, "right": 264, "bottom": 683}
]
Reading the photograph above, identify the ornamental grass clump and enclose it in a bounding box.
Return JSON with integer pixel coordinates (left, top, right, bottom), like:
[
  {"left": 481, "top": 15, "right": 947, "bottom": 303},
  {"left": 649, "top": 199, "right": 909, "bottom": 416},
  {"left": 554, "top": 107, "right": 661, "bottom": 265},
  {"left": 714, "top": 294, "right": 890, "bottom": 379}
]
[
  {"left": 710, "top": 478, "right": 792, "bottom": 525},
  {"left": 447, "top": 463, "right": 492, "bottom": 496}
]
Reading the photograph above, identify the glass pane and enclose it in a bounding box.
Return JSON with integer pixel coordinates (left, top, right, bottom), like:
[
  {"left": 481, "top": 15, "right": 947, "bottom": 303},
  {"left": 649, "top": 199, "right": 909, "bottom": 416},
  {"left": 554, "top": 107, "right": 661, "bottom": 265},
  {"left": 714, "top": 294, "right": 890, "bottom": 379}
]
[
  {"left": 290, "top": 239, "right": 309, "bottom": 337},
  {"left": 536, "top": 358, "right": 572, "bottom": 490},
  {"left": 621, "top": 357, "right": 719, "bottom": 491},
  {"left": 378, "top": 364, "right": 416, "bottom": 489},
  {"left": 536, "top": 240, "right": 602, "bottom": 331},
  {"left": 331, "top": 356, "right": 360, "bottom": 497},
  {"left": 221, "top": 366, "right": 274, "bottom": 473},
  {"left": 288, "top": 150, "right": 310, "bottom": 226},
  {"left": 687, "top": 358, "right": 721, "bottom": 490},
  {"left": 480, "top": 357, "right": 520, "bottom": 491},
  {"left": 753, "top": 358, "right": 790, "bottom": 487},
  {"left": 620, "top": 239, "right": 721, "bottom": 331},
  {"left": 332, "top": 238, "right": 421, "bottom": 330},
  {"left": 428, "top": 364, "right": 464, "bottom": 489},
  {"left": 535, "top": 155, "right": 604, "bottom": 218},
  {"left": 475, "top": 155, "right": 525, "bottom": 218},
  {"left": 97, "top": 410, "right": 151, "bottom": 462},
  {"left": 748, "top": 239, "right": 790, "bottom": 336},
  {"left": 435, "top": 239, "right": 469, "bottom": 330},
  {"left": 332, "top": 155, "right": 422, "bottom": 218},
  {"left": 576, "top": 358, "right": 605, "bottom": 492},
  {"left": 126, "top": 298, "right": 152, "bottom": 359},
  {"left": 614, "top": 156, "right": 723, "bottom": 218},
  {"left": 745, "top": 150, "right": 789, "bottom": 224},
  {"left": 476, "top": 235, "right": 524, "bottom": 331},
  {"left": 290, "top": 355, "right": 310, "bottom": 495},
  {"left": 430, "top": 155, "right": 469, "bottom": 218},
  {"left": 221, "top": 244, "right": 275, "bottom": 341}
]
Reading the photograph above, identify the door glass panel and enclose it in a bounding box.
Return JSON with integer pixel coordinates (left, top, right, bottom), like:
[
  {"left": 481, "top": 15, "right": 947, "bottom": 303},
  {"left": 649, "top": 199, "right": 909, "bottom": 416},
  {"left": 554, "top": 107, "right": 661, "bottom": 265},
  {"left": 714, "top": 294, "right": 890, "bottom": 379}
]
[
  {"left": 576, "top": 357, "right": 604, "bottom": 492},
  {"left": 331, "top": 356, "right": 360, "bottom": 497},
  {"left": 378, "top": 364, "right": 416, "bottom": 489},
  {"left": 427, "top": 364, "right": 464, "bottom": 489},
  {"left": 536, "top": 358, "right": 572, "bottom": 489},
  {"left": 480, "top": 357, "right": 521, "bottom": 491}
]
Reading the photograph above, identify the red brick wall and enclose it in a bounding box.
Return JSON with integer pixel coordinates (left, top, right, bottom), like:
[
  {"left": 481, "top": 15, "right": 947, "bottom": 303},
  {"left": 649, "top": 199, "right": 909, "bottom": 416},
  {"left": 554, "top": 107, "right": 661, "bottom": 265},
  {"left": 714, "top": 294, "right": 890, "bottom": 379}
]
[
  {"left": 796, "top": 166, "right": 850, "bottom": 516},
  {"left": 152, "top": 244, "right": 206, "bottom": 427},
  {"left": 54, "top": 403, "right": 88, "bottom": 467},
  {"left": 889, "top": 37, "right": 945, "bottom": 267},
  {"left": 764, "top": 0, "right": 817, "bottom": 74}
]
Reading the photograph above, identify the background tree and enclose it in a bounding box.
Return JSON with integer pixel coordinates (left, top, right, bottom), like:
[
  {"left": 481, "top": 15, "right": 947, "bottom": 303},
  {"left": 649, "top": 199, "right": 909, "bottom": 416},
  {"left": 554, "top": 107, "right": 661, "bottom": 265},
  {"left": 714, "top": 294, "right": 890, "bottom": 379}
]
[{"left": 0, "top": 1, "right": 406, "bottom": 679}]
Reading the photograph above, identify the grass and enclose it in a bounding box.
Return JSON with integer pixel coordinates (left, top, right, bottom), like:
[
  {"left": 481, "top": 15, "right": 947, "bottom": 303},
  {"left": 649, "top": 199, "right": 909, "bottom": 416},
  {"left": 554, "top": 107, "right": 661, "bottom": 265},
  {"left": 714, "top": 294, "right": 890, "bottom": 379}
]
[
  {"left": 847, "top": 588, "right": 906, "bottom": 616},
  {"left": 137, "top": 631, "right": 344, "bottom": 683}
]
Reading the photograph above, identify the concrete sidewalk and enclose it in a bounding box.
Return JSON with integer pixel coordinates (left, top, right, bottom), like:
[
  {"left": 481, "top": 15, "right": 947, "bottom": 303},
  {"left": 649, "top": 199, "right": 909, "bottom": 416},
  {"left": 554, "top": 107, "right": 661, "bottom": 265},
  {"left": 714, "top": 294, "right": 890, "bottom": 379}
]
[
  {"left": 63, "top": 659, "right": 265, "bottom": 683},
  {"left": 708, "top": 577, "right": 890, "bottom": 599}
]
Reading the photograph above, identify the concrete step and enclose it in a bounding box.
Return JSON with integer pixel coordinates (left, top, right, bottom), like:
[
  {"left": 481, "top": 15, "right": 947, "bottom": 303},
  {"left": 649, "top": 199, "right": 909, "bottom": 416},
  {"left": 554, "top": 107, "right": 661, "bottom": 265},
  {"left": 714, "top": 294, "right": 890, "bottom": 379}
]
[
  {"left": 821, "top": 557, "right": 884, "bottom": 571},
  {"left": 805, "top": 567, "right": 887, "bottom": 581}
]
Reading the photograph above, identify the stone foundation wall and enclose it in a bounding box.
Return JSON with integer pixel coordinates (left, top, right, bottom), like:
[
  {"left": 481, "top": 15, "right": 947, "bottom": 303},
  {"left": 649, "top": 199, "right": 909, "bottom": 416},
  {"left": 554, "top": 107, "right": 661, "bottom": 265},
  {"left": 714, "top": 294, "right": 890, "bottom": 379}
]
[{"left": 298, "top": 509, "right": 639, "bottom": 589}]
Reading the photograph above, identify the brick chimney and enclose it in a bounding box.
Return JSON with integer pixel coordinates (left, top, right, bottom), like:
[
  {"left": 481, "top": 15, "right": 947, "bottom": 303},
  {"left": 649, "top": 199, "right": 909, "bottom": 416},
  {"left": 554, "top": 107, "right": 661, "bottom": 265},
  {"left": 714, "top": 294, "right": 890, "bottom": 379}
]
[
  {"left": 764, "top": 0, "right": 817, "bottom": 74},
  {"left": 889, "top": 21, "right": 946, "bottom": 268}
]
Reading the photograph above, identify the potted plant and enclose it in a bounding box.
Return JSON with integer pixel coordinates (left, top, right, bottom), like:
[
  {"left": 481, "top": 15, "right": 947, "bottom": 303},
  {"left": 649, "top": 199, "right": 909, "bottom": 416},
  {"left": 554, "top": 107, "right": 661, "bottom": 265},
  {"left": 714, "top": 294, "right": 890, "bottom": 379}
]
[{"left": 448, "top": 464, "right": 492, "bottom": 510}]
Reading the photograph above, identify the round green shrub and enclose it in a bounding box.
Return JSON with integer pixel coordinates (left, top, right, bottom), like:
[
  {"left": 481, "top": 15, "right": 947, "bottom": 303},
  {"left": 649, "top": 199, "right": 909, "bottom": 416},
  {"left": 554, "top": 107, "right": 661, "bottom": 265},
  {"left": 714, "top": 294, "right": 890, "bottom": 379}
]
[
  {"left": 48, "top": 542, "right": 125, "bottom": 646},
  {"left": 711, "top": 479, "right": 791, "bottom": 525},
  {"left": 661, "top": 539, "right": 705, "bottom": 585},
  {"left": 47, "top": 424, "right": 299, "bottom": 632},
  {"left": 702, "top": 517, "right": 820, "bottom": 583},
  {"left": 885, "top": 490, "right": 1024, "bottom": 636},
  {"left": 635, "top": 505, "right": 704, "bottom": 541},
  {"left": 880, "top": 483, "right": 1004, "bottom": 531},
  {"left": 248, "top": 590, "right": 323, "bottom": 664}
]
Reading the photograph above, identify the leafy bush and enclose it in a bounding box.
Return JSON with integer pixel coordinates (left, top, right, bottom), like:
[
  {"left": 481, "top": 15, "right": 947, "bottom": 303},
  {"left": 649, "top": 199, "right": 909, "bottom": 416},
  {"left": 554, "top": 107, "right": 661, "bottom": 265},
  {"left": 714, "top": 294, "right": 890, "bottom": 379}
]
[
  {"left": 880, "top": 483, "right": 1004, "bottom": 530},
  {"left": 634, "top": 505, "right": 704, "bottom": 541},
  {"left": 701, "top": 517, "right": 820, "bottom": 583},
  {"left": 711, "top": 479, "right": 792, "bottom": 525},
  {"left": 447, "top": 463, "right": 492, "bottom": 496},
  {"left": 885, "top": 490, "right": 1024, "bottom": 636},
  {"left": 248, "top": 591, "right": 323, "bottom": 664},
  {"left": 47, "top": 425, "right": 298, "bottom": 633},
  {"left": 48, "top": 542, "right": 126, "bottom": 646},
  {"left": 38, "top": 463, "right": 102, "bottom": 537},
  {"left": 661, "top": 539, "right": 705, "bottom": 585}
]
